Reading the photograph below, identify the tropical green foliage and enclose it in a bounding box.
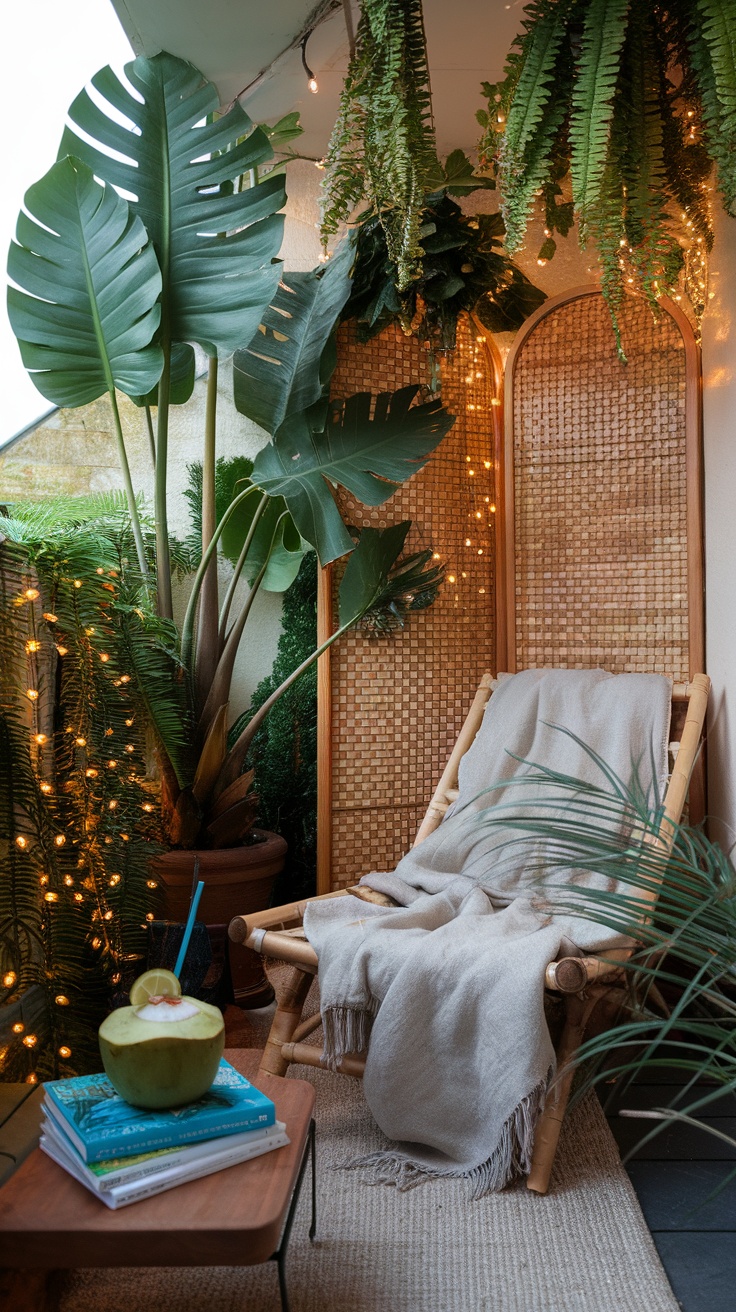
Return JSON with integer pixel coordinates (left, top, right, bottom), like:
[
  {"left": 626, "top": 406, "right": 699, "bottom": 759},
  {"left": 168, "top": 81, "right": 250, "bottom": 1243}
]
[
  {"left": 344, "top": 196, "right": 546, "bottom": 351},
  {"left": 468, "top": 748, "right": 736, "bottom": 1153},
  {"left": 321, "top": 0, "right": 439, "bottom": 290},
  {"left": 0, "top": 498, "right": 186, "bottom": 1079},
  {"left": 477, "top": 0, "right": 734, "bottom": 352}
]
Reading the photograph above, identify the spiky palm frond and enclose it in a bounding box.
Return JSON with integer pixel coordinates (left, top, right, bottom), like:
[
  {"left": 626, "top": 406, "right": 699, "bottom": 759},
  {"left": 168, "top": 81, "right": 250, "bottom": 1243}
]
[{"left": 358, "top": 545, "right": 444, "bottom": 633}]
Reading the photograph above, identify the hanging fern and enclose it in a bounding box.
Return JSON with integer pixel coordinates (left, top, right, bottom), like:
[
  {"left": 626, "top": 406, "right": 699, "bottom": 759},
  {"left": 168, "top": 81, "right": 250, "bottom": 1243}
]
[
  {"left": 478, "top": 0, "right": 732, "bottom": 353},
  {"left": 320, "top": 0, "right": 439, "bottom": 290}
]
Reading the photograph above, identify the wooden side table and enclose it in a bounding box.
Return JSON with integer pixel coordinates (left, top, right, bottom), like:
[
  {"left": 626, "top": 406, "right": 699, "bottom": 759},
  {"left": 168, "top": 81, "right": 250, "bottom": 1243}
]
[{"left": 0, "top": 1049, "right": 316, "bottom": 1312}]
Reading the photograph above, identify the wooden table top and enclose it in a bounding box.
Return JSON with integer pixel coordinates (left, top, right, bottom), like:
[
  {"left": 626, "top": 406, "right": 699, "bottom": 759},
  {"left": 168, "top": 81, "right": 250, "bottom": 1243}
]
[{"left": 0, "top": 1049, "right": 315, "bottom": 1269}]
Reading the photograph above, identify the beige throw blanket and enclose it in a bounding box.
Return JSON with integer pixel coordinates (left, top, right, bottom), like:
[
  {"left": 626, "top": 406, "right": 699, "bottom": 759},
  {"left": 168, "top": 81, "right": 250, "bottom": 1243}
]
[{"left": 304, "top": 669, "right": 672, "bottom": 1195}]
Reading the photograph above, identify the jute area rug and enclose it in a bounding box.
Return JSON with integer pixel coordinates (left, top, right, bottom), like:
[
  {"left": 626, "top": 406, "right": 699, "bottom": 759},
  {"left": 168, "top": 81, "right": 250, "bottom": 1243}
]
[{"left": 59, "top": 999, "right": 678, "bottom": 1312}]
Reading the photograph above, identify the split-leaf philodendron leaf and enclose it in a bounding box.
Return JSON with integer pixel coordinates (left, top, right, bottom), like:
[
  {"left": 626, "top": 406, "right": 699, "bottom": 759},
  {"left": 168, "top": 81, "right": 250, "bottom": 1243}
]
[
  {"left": 7, "top": 157, "right": 163, "bottom": 408},
  {"left": 251, "top": 386, "right": 454, "bottom": 565},
  {"left": 233, "top": 235, "right": 356, "bottom": 436},
  {"left": 338, "top": 521, "right": 412, "bottom": 625},
  {"left": 58, "top": 51, "right": 286, "bottom": 356}
]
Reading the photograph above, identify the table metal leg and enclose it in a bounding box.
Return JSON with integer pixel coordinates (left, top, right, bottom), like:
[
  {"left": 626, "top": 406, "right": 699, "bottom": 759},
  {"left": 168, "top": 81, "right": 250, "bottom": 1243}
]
[{"left": 271, "top": 1119, "right": 316, "bottom": 1312}]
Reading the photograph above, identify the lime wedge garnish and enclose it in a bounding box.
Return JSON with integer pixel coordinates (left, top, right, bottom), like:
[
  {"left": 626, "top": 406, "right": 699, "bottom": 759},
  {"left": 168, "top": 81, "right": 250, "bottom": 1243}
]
[{"left": 129, "top": 968, "right": 181, "bottom": 1008}]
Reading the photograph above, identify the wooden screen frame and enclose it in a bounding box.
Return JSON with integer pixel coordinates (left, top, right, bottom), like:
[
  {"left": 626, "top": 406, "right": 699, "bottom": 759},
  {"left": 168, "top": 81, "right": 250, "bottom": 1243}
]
[
  {"left": 315, "top": 318, "right": 504, "bottom": 895},
  {"left": 499, "top": 285, "right": 705, "bottom": 680}
]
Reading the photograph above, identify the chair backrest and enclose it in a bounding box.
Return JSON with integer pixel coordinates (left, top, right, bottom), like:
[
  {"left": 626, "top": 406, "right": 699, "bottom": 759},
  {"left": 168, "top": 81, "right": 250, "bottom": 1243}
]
[{"left": 413, "top": 673, "right": 710, "bottom": 878}]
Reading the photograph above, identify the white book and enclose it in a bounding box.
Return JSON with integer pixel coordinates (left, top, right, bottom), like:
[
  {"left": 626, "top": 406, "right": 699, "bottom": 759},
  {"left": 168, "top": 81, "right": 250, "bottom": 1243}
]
[
  {"left": 40, "top": 1120, "right": 290, "bottom": 1209},
  {"left": 41, "top": 1114, "right": 279, "bottom": 1191}
]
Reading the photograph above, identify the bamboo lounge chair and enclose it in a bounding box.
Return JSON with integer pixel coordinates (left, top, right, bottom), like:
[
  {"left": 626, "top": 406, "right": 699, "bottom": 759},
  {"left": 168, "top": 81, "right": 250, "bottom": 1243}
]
[{"left": 229, "top": 671, "right": 710, "bottom": 1195}]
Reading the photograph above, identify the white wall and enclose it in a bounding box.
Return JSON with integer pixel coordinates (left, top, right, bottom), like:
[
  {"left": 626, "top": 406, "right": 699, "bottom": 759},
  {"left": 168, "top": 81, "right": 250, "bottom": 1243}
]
[{"left": 702, "top": 205, "right": 736, "bottom": 850}]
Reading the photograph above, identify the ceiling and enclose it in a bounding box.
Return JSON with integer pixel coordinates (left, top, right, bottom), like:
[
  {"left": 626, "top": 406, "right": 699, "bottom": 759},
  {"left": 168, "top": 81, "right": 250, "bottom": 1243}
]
[{"left": 109, "top": 0, "right": 527, "bottom": 160}]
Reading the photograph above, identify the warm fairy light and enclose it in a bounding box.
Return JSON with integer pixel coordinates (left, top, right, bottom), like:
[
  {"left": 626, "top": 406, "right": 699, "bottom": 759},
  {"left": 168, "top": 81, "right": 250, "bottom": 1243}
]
[
  {"left": 24, "top": 588, "right": 40, "bottom": 601},
  {"left": 105, "top": 728, "right": 114, "bottom": 737},
  {"left": 39, "top": 875, "right": 48, "bottom": 886},
  {"left": 55, "top": 995, "right": 69, "bottom": 1006},
  {"left": 26, "top": 689, "right": 39, "bottom": 701},
  {"left": 125, "top": 718, "right": 134, "bottom": 727},
  {"left": 22, "top": 1034, "right": 37, "bottom": 1048},
  {"left": 73, "top": 893, "right": 84, "bottom": 903},
  {"left": 42, "top": 612, "right": 57, "bottom": 623},
  {"left": 91, "top": 937, "right": 102, "bottom": 950},
  {"left": 120, "top": 833, "right": 130, "bottom": 842},
  {"left": 63, "top": 875, "right": 74, "bottom": 887},
  {"left": 40, "top": 782, "right": 52, "bottom": 794},
  {"left": 490, "top": 398, "right": 501, "bottom": 408},
  {"left": 44, "top": 892, "right": 59, "bottom": 903},
  {"left": 58, "top": 1046, "right": 71, "bottom": 1058},
  {"left": 85, "top": 768, "right": 98, "bottom": 779},
  {"left": 448, "top": 574, "right": 456, "bottom": 583},
  {"left": 15, "top": 836, "right": 27, "bottom": 850},
  {"left": 103, "top": 910, "right": 113, "bottom": 921},
  {"left": 145, "top": 913, "right": 155, "bottom": 922},
  {"left": 108, "top": 760, "right": 118, "bottom": 769},
  {"left": 3, "top": 972, "right": 16, "bottom": 988},
  {"left": 99, "top": 653, "right": 110, "bottom": 662},
  {"left": 73, "top": 580, "right": 83, "bottom": 589},
  {"left": 75, "top": 737, "right": 87, "bottom": 747},
  {"left": 25, "top": 639, "right": 41, "bottom": 654},
  {"left": 112, "top": 972, "right": 121, "bottom": 984},
  {"left": 26, "top": 1073, "right": 38, "bottom": 1085},
  {"left": 142, "top": 802, "right": 154, "bottom": 813},
  {"left": 478, "top": 549, "right": 484, "bottom": 555},
  {"left": 490, "top": 504, "right": 497, "bottom": 513},
  {"left": 109, "top": 874, "right": 121, "bottom": 886},
  {"left": 432, "top": 553, "right": 441, "bottom": 560},
  {"left": 104, "top": 837, "right": 113, "bottom": 845},
  {"left": 479, "top": 587, "right": 486, "bottom": 594},
  {"left": 56, "top": 646, "right": 68, "bottom": 657},
  {"left": 124, "top": 744, "right": 135, "bottom": 754},
  {"left": 34, "top": 733, "right": 47, "bottom": 745},
  {"left": 54, "top": 834, "right": 66, "bottom": 847},
  {"left": 85, "top": 627, "right": 95, "bottom": 636},
  {"left": 537, "top": 258, "right": 547, "bottom": 267},
  {"left": 12, "top": 1023, "right": 24, "bottom": 1035},
  {"left": 96, "top": 567, "right": 105, "bottom": 575},
  {"left": 108, "top": 799, "right": 118, "bottom": 810},
  {"left": 147, "top": 880, "right": 158, "bottom": 889},
  {"left": 476, "top": 335, "right": 486, "bottom": 343},
  {"left": 475, "top": 511, "right": 482, "bottom": 519},
  {"left": 465, "top": 538, "right": 472, "bottom": 546},
  {"left": 468, "top": 470, "right": 475, "bottom": 477},
  {"left": 119, "top": 675, "right": 131, "bottom": 684}
]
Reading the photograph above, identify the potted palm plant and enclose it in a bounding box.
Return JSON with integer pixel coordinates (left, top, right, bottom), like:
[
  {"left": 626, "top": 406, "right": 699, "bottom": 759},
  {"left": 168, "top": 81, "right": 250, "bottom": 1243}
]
[{"left": 7, "top": 50, "right": 453, "bottom": 1004}]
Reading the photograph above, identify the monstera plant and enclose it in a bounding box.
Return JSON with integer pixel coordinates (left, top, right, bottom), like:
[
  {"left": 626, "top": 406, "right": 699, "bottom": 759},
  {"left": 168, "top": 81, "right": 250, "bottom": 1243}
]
[{"left": 7, "top": 50, "right": 453, "bottom": 856}]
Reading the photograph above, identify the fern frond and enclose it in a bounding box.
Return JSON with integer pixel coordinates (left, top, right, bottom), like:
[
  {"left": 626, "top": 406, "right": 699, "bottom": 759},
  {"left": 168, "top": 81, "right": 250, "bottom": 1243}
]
[
  {"left": 693, "top": 0, "right": 736, "bottom": 212},
  {"left": 570, "top": 0, "right": 631, "bottom": 225}
]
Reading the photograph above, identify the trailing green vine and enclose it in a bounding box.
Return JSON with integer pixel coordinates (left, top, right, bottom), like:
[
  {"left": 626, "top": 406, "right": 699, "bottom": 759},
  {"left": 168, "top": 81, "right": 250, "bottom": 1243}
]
[
  {"left": 320, "top": 0, "right": 439, "bottom": 290},
  {"left": 477, "top": 0, "right": 735, "bottom": 352}
]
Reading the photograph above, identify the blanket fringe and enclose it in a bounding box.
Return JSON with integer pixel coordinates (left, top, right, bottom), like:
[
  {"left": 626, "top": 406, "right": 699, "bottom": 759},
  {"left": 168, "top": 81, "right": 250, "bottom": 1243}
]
[
  {"left": 342, "top": 1070, "right": 551, "bottom": 1198},
  {"left": 321, "top": 1002, "right": 379, "bottom": 1072}
]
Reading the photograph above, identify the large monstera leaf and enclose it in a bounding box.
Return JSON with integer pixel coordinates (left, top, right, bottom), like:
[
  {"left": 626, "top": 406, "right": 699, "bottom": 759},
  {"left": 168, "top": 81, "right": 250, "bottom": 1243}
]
[
  {"left": 7, "top": 157, "right": 163, "bottom": 407},
  {"left": 233, "top": 235, "right": 356, "bottom": 435},
  {"left": 251, "top": 386, "right": 454, "bottom": 564},
  {"left": 59, "top": 52, "right": 285, "bottom": 355}
]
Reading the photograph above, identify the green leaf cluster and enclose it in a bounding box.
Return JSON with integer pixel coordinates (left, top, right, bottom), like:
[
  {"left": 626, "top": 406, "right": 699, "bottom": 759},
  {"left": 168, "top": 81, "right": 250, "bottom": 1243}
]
[
  {"left": 477, "top": 0, "right": 731, "bottom": 353},
  {"left": 320, "top": 0, "right": 439, "bottom": 291},
  {"left": 344, "top": 196, "right": 546, "bottom": 350}
]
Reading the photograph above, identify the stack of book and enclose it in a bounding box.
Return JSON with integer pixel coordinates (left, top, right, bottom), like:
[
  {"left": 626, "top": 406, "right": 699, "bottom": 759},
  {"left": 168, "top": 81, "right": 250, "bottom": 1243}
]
[{"left": 40, "top": 1058, "right": 289, "bottom": 1209}]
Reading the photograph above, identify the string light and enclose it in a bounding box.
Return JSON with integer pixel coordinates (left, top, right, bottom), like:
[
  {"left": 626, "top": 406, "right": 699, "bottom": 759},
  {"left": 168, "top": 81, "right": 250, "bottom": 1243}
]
[
  {"left": 3, "top": 972, "right": 16, "bottom": 988},
  {"left": 75, "top": 737, "right": 87, "bottom": 747},
  {"left": 73, "top": 580, "right": 83, "bottom": 589},
  {"left": 12, "top": 1023, "right": 24, "bottom": 1034},
  {"left": 58, "top": 1046, "right": 71, "bottom": 1058},
  {"left": 91, "top": 937, "right": 102, "bottom": 950},
  {"left": 25, "top": 639, "right": 41, "bottom": 654},
  {"left": 24, "top": 588, "right": 40, "bottom": 601},
  {"left": 63, "top": 875, "right": 74, "bottom": 887},
  {"left": 85, "top": 768, "right": 98, "bottom": 779},
  {"left": 26, "top": 1073, "right": 38, "bottom": 1085},
  {"left": 300, "top": 32, "right": 319, "bottom": 93},
  {"left": 26, "top": 689, "right": 39, "bottom": 701},
  {"left": 22, "top": 1034, "right": 37, "bottom": 1048},
  {"left": 42, "top": 613, "right": 57, "bottom": 623},
  {"left": 147, "top": 880, "right": 158, "bottom": 890},
  {"left": 55, "top": 995, "right": 70, "bottom": 1007},
  {"left": 44, "top": 892, "right": 59, "bottom": 903},
  {"left": 15, "top": 836, "right": 27, "bottom": 850},
  {"left": 34, "top": 733, "right": 47, "bottom": 745},
  {"left": 40, "top": 782, "right": 52, "bottom": 794},
  {"left": 99, "top": 653, "right": 110, "bottom": 663},
  {"left": 54, "top": 834, "right": 66, "bottom": 847},
  {"left": 56, "top": 646, "right": 68, "bottom": 656}
]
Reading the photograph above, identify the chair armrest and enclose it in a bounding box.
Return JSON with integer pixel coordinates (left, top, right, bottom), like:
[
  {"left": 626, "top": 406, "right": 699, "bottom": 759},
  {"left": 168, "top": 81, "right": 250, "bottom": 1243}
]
[
  {"left": 545, "top": 949, "right": 631, "bottom": 994},
  {"left": 228, "top": 888, "right": 350, "bottom": 944}
]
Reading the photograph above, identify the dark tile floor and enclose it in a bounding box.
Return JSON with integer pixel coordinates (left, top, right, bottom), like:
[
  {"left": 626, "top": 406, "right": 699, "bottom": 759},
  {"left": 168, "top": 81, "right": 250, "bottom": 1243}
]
[{"left": 605, "top": 1068, "right": 736, "bottom": 1312}]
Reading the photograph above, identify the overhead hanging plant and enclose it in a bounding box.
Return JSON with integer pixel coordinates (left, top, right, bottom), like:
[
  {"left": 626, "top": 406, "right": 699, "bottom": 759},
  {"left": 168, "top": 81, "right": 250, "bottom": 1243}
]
[
  {"left": 343, "top": 187, "right": 546, "bottom": 353},
  {"left": 320, "top": 0, "right": 440, "bottom": 290},
  {"left": 477, "top": 0, "right": 736, "bottom": 352}
]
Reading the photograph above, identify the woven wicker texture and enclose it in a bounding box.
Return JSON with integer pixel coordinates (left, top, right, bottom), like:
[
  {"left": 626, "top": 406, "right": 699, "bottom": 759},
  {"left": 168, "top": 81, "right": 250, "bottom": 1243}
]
[
  {"left": 510, "top": 294, "right": 690, "bottom": 679},
  {"left": 327, "top": 318, "right": 498, "bottom": 889}
]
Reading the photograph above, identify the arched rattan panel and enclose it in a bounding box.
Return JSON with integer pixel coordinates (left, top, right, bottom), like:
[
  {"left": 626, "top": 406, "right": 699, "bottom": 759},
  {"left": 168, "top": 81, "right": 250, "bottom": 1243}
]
[
  {"left": 317, "top": 316, "right": 503, "bottom": 892},
  {"left": 501, "top": 287, "right": 704, "bottom": 683}
]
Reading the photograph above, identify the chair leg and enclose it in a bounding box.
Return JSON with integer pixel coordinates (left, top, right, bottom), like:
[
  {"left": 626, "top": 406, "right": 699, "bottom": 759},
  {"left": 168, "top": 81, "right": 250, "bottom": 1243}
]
[
  {"left": 526, "top": 990, "right": 601, "bottom": 1195},
  {"left": 259, "top": 965, "right": 315, "bottom": 1077}
]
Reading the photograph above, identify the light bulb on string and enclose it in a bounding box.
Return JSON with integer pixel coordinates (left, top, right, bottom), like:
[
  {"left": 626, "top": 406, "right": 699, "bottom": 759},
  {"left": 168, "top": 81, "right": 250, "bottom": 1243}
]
[{"left": 300, "top": 32, "right": 318, "bottom": 93}]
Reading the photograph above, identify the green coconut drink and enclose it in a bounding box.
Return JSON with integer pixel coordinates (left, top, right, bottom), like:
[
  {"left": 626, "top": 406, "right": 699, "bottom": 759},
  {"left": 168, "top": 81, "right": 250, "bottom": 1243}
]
[{"left": 98, "top": 968, "right": 225, "bottom": 1109}]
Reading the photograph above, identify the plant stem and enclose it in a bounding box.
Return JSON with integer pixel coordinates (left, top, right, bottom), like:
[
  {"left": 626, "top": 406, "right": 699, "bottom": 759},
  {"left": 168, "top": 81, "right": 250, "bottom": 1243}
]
[
  {"left": 218, "top": 492, "right": 269, "bottom": 644},
  {"left": 200, "top": 557, "right": 269, "bottom": 737},
  {"left": 108, "top": 388, "right": 149, "bottom": 579},
  {"left": 144, "top": 405, "right": 156, "bottom": 469},
  {"left": 195, "top": 357, "right": 220, "bottom": 700},
  {"left": 155, "top": 343, "right": 173, "bottom": 620},
  {"left": 180, "top": 484, "right": 262, "bottom": 672}
]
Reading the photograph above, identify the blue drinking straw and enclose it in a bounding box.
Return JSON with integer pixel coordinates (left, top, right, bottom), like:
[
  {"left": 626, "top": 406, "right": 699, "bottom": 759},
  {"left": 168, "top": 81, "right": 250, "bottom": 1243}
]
[{"left": 173, "top": 879, "right": 204, "bottom": 979}]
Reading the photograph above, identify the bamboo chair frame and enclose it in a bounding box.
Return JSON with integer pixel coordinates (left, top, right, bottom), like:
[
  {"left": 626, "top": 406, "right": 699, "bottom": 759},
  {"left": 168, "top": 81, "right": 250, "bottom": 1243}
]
[{"left": 229, "top": 670, "right": 710, "bottom": 1195}]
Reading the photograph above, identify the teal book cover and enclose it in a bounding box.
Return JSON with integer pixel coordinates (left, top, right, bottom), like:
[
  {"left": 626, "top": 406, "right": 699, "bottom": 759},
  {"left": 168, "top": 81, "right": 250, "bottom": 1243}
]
[{"left": 43, "top": 1059, "right": 275, "bottom": 1163}]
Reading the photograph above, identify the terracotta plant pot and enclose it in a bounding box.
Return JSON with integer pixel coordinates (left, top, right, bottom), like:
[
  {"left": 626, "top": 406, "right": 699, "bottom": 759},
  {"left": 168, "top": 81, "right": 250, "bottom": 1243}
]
[{"left": 153, "top": 831, "right": 287, "bottom": 1009}]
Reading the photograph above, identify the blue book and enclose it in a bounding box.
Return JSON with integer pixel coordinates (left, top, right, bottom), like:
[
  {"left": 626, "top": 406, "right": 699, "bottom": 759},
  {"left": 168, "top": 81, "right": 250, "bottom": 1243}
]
[{"left": 43, "top": 1059, "right": 276, "bottom": 1164}]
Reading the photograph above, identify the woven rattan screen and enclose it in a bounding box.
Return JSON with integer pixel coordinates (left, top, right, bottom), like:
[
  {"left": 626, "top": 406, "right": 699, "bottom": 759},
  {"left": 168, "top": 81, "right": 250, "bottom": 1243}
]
[
  {"left": 323, "top": 317, "right": 500, "bottom": 891},
  {"left": 504, "top": 289, "right": 702, "bottom": 682}
]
